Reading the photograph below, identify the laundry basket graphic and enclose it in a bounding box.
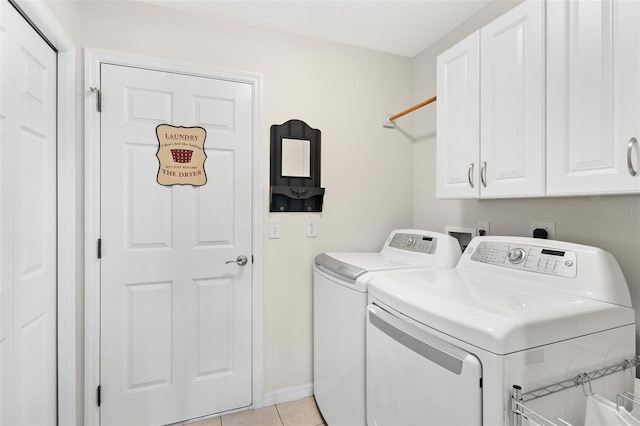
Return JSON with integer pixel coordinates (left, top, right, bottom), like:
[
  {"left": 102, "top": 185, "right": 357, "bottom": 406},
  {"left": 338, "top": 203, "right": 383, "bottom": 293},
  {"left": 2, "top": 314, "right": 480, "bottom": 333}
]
[{"left": 170, "top": 149, "right": 193, "bottom": 163}]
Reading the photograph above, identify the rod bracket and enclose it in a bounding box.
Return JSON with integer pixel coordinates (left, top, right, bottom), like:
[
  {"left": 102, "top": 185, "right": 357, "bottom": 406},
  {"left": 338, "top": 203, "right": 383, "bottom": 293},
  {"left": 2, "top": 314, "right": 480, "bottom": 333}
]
[{"left": 383, "top": 114, "right": 396, "bottom": 129}]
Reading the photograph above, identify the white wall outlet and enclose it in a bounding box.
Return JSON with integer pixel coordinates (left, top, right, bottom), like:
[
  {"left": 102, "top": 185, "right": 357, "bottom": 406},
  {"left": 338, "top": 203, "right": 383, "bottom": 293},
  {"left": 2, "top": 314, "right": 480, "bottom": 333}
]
[
  {"left": 477, "top": 221, "right": 490, "bottom": 236},
  {"left": 269, "top": 219, "right": 281, "bottom": 239},
  {"left": 529, "top": 222, "right": 555, "bottom": 240},
  {"left": 306, "top": 218, "right": 318, "bottom": 237}
]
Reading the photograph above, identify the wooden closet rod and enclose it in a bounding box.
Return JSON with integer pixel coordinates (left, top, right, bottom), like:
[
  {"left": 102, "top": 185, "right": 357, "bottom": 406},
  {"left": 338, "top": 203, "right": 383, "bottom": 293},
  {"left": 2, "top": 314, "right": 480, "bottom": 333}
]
[{"left": 389, "top": 96, "right": 437, "bottom": 121}]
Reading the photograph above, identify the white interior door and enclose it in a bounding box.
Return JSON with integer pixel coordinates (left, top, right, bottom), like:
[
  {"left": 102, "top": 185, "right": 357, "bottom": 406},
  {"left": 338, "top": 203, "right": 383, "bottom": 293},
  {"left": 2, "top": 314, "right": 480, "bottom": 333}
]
[
  {"left": 99, "top": 63, "right": 253, "bottom": 425},
  {"left": 0, "top": 1, "right": 58, "bottom": 424}
]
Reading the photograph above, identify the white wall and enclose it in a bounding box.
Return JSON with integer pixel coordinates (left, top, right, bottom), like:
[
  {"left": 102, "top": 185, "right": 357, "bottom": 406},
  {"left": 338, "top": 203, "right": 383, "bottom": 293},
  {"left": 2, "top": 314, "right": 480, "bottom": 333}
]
[
  {"left": 412, "top": 1, "right": 640, "bottom": 353},
  {"left": 48, "top": 0, "right": 415, "bottom": 404}
]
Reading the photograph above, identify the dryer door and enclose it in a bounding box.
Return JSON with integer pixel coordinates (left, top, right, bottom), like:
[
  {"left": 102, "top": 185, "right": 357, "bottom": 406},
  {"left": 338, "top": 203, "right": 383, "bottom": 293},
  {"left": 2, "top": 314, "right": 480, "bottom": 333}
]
[{"left": 367, "top": 304, "right": 483, "bottom": 426}]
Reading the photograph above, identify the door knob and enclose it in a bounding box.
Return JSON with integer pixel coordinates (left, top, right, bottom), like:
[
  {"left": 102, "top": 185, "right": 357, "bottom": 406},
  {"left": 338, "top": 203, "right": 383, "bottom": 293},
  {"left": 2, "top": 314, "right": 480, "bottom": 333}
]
[{"left": 226, "top": 255, "right": 248, "bottom": 266}]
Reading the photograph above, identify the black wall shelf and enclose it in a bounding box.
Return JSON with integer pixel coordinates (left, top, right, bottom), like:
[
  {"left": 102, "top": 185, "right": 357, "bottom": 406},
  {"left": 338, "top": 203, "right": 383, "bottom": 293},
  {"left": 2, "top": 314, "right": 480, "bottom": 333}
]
[{"left": 269, "top": 119, "right": 325, "bottom": 212}]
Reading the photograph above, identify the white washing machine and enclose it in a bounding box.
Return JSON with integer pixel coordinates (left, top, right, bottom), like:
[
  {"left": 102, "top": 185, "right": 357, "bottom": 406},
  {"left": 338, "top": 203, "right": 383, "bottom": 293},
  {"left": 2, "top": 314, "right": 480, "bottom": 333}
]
[
  {"left": 366, "top": 236, "right": 636, "bottom": 426},
  {"left": 313, "top": 229, "right": 461, "bottom": 426}
]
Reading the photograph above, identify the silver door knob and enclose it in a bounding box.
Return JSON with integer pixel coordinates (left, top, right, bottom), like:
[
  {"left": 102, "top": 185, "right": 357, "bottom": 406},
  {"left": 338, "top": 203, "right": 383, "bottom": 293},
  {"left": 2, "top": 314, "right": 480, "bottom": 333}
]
[{"left": 226, "top": 255, "right": 248, "bottom": 266}]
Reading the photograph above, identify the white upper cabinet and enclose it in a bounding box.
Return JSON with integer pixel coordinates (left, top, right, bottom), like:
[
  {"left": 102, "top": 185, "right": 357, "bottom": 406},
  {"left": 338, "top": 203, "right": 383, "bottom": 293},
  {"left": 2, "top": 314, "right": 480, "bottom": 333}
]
[
  {"left": 547, "top": 0, "right": 640, "bottom": 195},
  {"left": 437, "top": 0, "right": 545, "bottom": 199},
  {"left": 436, "top": 31, "right": 480, "bottom": 199},
  {"left": 480, "top": 0, "right": 545, "bottom": 198}
]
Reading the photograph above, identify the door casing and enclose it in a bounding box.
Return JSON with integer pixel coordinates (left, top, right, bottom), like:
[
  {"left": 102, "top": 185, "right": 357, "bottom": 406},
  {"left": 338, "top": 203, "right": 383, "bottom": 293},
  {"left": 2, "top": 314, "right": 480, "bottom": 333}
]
[
  {"left": 83, "top": 48, "right": 264, "bottom": 425},
  {"left": 8, "top": 0, "right": 77, "bottom": 424}
]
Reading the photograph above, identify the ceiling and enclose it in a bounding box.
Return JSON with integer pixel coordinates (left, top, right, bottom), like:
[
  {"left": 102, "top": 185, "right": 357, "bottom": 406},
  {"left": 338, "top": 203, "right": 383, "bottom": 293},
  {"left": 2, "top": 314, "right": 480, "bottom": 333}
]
[{"left": 139, "top": 0, "right": 494, "bottom": 57}]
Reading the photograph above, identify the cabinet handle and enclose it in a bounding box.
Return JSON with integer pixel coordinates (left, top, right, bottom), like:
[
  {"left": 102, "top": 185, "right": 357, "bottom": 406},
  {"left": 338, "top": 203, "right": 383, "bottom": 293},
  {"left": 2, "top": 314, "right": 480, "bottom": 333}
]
[
  {"left": 628, "top": 137, "right": 638, "bottom": 177},
  {"left": 468, "top": 163, "right": 475, "bottom": 188},
  {"left": 480, "top": 162, "right": 487, "bottom": 188}
]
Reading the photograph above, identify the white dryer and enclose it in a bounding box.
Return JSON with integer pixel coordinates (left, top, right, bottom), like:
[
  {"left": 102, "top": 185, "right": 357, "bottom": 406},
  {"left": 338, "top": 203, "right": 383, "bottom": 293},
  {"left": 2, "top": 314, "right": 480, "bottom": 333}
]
[
  {"left": 366, "top": 236, "right": 636, "bottom": 426},
  {"left": 313, "top": 229, "right": 461, "bottom": 426}
]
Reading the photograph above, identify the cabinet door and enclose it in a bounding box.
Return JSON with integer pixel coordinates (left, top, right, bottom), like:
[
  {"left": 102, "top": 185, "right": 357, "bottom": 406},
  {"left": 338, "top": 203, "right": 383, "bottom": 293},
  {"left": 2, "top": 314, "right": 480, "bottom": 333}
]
[
  {"left": 436, "top": 31, "right": 480, "bottom": 199},
  {"left": 547, "top": 0, "right": 640, "bottom": 195},
  {"left": 480, "top": 0, "right": 545, "bottom": 198}
]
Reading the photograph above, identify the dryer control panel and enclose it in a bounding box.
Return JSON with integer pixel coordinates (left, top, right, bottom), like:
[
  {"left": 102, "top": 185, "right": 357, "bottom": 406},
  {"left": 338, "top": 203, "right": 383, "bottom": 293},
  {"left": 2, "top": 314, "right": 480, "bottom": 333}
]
[{"left": 470, "top": 242, "right": 577, "bottom": 278}]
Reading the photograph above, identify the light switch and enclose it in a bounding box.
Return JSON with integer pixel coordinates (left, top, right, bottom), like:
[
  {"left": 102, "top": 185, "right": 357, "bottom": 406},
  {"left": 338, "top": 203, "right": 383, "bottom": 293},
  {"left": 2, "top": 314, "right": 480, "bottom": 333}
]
[
  {"left": 269, "top": 219, "right": 281, "bottom": 239},
  {"left": 306, "top": 218, "right": 318, "bottom": 237}
]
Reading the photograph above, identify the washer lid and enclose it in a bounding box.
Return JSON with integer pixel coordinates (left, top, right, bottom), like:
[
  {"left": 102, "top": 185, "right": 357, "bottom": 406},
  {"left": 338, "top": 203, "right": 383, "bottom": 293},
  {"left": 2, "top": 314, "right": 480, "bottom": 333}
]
[
  {"left": 315, "top": 229, "right": 462, "bottom": 282},
  {"left": 314, "top": 252, "right": 416, "bottom": 281},
  {"left": 368, "top": 268, "right": 635, "bottom": 355}
]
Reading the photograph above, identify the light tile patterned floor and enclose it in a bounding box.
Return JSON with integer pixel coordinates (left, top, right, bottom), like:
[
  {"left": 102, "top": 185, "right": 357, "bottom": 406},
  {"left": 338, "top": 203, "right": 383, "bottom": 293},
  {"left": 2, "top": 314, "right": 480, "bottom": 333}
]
[{"left": 185, "top": 397, "right": 325, "bottom": 426}]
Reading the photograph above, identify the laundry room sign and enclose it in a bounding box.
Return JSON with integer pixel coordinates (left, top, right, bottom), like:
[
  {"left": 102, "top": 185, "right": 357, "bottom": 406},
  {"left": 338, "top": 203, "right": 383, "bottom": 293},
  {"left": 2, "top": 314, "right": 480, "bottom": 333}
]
[{"left": 156, "top": 124, "right": 207, "bottom": 186}]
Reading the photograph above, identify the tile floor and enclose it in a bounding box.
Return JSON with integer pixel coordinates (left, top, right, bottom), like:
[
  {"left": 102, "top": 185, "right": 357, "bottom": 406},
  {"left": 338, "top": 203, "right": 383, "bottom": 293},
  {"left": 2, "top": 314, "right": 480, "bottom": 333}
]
[{"left": 185, "top": 397, "right": 326, "bottom": 426}]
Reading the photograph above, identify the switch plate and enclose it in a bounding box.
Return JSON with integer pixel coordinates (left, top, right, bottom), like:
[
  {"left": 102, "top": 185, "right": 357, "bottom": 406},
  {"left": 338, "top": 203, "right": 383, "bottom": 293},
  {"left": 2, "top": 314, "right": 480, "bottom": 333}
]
[
  {"left": 306, "top": 218, "right": 318, "bottom": 237},
  {"left": 269, "top": 219, "right": 281, "bottom": 239},
  {"left": 529, "top": 222, "right": 555, "bottom": 240}
]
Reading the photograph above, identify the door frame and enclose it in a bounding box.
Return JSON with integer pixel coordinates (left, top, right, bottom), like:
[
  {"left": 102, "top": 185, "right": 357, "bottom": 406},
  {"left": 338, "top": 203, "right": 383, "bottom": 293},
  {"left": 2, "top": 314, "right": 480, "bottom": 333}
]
[
  {"left": 83, "top": 48, "right": 264, "bottom": 425},
  {"left": 8, "top": 1, "right": 77, "bottom": 424}
]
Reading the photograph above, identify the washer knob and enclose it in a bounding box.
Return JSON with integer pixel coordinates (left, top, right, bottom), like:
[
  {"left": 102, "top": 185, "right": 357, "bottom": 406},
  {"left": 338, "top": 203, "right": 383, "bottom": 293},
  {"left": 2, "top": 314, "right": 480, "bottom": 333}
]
[
  {"left": 507, "top": 248, "right": 526, "bottom": 264},
  {"left": 407, "top": 237, "right": 416, "bottom": 247}
]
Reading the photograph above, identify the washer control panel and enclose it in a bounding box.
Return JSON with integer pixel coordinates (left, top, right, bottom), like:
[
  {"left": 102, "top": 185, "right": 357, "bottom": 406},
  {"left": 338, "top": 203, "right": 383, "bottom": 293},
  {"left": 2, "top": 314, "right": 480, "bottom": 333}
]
[
  {"left": 389, "top": 233, "right": 438, "bottom": 255},
  {"left": 471, "top": 241, "right": 577, "bottom": 278}
]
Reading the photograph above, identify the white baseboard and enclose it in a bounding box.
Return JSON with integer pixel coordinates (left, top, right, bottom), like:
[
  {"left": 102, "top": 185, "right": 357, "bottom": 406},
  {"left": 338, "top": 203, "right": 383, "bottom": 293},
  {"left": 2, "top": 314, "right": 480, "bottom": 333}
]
[
  {"left": 179, "top": 383, "right": 314, "bottom": 423},
  {"left": 262, "top": 383, "right": 314, "bottom": 407}
]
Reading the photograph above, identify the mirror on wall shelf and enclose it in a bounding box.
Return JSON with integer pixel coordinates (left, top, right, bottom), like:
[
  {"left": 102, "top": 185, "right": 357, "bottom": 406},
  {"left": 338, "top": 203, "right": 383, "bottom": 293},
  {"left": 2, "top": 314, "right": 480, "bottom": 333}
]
[
  {"left": 270, "top": 119, "right": 325, "bottom": 212},
  {"left": 281, "top": 138, "right": 311, "bottom": 178}
]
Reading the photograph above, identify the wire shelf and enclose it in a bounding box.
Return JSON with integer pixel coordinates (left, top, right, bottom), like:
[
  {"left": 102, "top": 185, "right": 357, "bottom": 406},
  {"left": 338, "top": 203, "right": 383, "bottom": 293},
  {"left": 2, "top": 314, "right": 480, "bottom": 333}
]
[{"left": 511, "top": 356, "right": 640, "bottom": 426}]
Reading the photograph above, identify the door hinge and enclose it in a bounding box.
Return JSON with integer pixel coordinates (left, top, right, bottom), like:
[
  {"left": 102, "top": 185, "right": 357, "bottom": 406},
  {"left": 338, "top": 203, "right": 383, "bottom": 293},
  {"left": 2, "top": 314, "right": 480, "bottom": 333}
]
[
  {"left": 90, "top": 86, "right": 102, "bottom": 112},
  {"left": 97, "top": 239, "right": 102, "bottom": 259},
  {"left": 252, "top": 255, "right": 254, "bottom": 264},
  {"left": 97, "top": 385, "right": 101, "bottom": 406},
  {"left": 479, "top": 378, "right": 483, "bottom": 388}
]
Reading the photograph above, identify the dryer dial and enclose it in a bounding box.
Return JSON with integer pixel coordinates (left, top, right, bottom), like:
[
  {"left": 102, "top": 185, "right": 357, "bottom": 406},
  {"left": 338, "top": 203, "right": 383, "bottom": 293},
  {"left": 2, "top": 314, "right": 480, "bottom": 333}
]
[{"left": 507, "top": 248, "right": 526, "bottom": 264}]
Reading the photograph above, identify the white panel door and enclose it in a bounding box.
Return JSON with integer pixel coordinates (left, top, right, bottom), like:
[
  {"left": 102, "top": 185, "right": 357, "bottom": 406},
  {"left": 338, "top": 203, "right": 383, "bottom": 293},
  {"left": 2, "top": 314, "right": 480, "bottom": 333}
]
[
  {"left": 436, "top": 31, "right": 480, "bottom": 199},
  {"left": 100, "top": 64, "right": 253, "bottom": 426},
  {"left": 480, "top": 0, "right": 545, "bottom": 198},
  {"left": 0, "top": 2, "right": 58, "bottom": 425},
  {"left": 547, "top": 0, "right": 640, "bottom": 195}
]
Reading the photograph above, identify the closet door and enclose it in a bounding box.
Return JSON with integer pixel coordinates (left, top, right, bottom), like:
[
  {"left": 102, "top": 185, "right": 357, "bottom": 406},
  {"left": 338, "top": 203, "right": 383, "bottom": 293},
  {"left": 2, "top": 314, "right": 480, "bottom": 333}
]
[
  {"left": 436, "top": 31, "right": 480, "bottom": 199},
  {"left": 0, "top": 2, "right": 58, "bottom": 424},
  {"left": 480, "top": 0, "right": 545, "bottom": 198},
  {"left": 547, "top": 0, "right": 640, "bottom": 195}
]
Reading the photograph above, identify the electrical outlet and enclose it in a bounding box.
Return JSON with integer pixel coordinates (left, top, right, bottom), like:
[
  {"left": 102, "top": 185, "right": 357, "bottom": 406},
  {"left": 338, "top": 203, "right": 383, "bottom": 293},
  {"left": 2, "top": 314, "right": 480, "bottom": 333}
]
[
  {"left": 269, "top": 219, "right": 281, "bottom": 239},
  {"left": 477, "top": 221, "right": 490, "bottom": 236},
  {"left": 529, "top": 222, "right": 555, "bottom": 240},
  {"left": 306, "top": 218, "right": 318, "bottom": 237}
]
